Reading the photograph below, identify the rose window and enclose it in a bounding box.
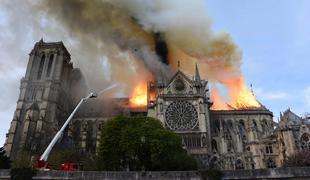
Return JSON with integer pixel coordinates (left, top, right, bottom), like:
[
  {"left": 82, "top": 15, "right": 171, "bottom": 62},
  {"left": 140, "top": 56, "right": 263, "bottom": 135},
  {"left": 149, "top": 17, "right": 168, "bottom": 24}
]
[{"left": 165, "top": 101, "right": 198, "bottom": 130}]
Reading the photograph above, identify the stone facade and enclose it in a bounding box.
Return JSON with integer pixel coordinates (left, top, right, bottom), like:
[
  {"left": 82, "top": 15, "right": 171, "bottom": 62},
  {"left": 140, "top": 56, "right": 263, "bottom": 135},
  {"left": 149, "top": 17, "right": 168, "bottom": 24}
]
[
  {"left": 146, "top": 66, "right": 277, "bottom": 170},
  {"left": 210, "top": 110, "right": 275, "bottom": 170},
  {"left": 4, "top": 40, "right": 86, "bottom": 159},
  {"left": 147, "top": 68, "right": 212, "bottom": 157},
  {"left": 4, "top": 40, "right": 309, "bottom": 171},
  {"left": 274, "top": 109, "right": 310, "bottom": 165}
]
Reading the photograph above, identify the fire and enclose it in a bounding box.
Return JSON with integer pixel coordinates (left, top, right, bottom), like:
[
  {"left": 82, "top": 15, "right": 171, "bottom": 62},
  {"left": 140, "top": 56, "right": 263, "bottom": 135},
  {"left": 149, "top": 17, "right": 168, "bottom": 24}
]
[
  {"left": 210, "top": 87, "right": 228, "bottom": 110},
  {"left": 231, "top": 77, "right": 260, "bottom": 110},
  {"left": 129, "top": 76, "right": 260, "bottom": 110},
  {"left": 129, "top": 82, "right": 148, "bottom": 107},
  {"left": 211, "top": 76, "right": 261, "bottom": 110}
]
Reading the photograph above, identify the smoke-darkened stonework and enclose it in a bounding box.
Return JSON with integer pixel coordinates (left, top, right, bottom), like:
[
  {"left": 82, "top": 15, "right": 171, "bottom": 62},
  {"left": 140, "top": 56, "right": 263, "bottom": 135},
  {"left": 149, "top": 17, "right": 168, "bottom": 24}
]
[{"left": 4, "top": 41, "right": 310, "bottom": 171}]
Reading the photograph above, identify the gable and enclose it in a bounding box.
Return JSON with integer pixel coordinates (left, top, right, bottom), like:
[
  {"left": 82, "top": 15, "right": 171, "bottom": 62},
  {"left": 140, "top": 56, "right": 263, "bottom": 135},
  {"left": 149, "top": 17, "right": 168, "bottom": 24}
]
[{"left": 165, "top": 70, "right": 194, "bottom": 94}]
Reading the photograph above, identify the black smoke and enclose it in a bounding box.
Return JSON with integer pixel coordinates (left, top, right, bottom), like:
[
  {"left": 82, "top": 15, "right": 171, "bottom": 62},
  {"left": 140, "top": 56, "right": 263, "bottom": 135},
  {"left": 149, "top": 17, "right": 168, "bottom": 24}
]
[{"left": 154, "top": 33, "right": 168, "bottom": 65}]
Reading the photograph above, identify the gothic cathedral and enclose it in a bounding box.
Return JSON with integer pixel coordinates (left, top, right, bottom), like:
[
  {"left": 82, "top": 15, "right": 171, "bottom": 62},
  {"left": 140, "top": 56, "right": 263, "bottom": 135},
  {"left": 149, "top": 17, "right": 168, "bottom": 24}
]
[{"left": 5, "top": 40, "right": 310, "bottom": 170}]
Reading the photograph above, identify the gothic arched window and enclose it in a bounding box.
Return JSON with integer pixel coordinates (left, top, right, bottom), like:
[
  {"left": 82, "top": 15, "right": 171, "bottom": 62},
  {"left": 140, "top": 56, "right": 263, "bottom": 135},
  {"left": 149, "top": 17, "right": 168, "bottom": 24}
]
[
  {"left": 37, "top": 54, "right": 45, "bottom": 80},
  {"left": 159, "top": 102, "right": 163, "bottom": 112},
  {"left": 227, "top": 141, "right": 234, "bottom": 152},
  {"left": 235, "top": 159, "right": 244, "bottom": 170},
  {"left": 262, "top": 119, "right": 268, "bottom": 133},
  {"left": 214, "top": 119, "right": 220, "bottom": 132},
  {"left": 265, "top": 145, "right": 273, "bottom": 154},
  {"left": 263, "top": 119, "right": 268, "bottom": 126},
  {"left": 239, "top": 120, "right": 247, "bottom": 141},
  {"left": 266, "top": 158, "right": 276, "bottom": 168},
  {"left": 253, "top": 120, "right": 257, "bottom": 129},
  {"left": 46, "top": 54, "right": 54, "bottom": 77},
  {"left": 212, "top": 139, "right": 217, "bottom": 152},
  {"left": 224, "top": 131, "right": 232, "bottom": 140},
  {"left": 239, "top": 120, "right": 245, "bottom": 127},
  {"left": 31, "top": 88, "right": 37, "bottom": 100},
  {"left": 227, "top": 120, "right": 233, "bottom": 128},
  {"left": 300, "top": 133, "right": 310, "bottom": 150}
]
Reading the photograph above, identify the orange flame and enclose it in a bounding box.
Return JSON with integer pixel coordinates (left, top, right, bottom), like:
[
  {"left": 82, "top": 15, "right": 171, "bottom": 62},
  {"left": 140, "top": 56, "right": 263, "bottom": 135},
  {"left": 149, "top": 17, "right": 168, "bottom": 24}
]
[
  {"left": 129, "top": 76, "right": 259, "bottom": 110},
  {"left": 211, "top": 76, "right": 260, "bottom": 110},
  {"left": 129, "top": 82, "right": 148, "bottom": 107},
  {"left": 210, "top": 87, "right": 228, "bottom": 110}
]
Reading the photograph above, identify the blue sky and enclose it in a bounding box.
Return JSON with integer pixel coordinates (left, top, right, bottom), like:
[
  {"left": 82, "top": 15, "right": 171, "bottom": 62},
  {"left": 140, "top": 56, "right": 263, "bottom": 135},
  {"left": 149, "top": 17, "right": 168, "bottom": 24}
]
[
  {"left": 206, "top": 0, "right": 310, "bottom": 118},
  {"left": 0, "top": 1, "right": 310, "bottom": 146}
]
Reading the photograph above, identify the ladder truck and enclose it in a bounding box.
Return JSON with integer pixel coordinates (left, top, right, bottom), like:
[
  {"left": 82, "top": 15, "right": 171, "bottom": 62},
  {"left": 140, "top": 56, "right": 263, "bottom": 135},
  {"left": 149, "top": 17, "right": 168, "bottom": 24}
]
[
  {"left": 36, "top": 84, "right": 117, "bottom": 170},
  {"left": 36, "top": 92, "right": 97, "bottom": 170}
]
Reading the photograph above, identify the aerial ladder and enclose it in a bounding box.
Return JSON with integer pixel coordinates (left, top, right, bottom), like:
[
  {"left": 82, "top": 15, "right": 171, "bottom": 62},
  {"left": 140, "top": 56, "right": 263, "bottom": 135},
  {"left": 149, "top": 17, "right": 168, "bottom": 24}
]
[{"left": 36, "top": 84, "right": 117, "bottom": 170}]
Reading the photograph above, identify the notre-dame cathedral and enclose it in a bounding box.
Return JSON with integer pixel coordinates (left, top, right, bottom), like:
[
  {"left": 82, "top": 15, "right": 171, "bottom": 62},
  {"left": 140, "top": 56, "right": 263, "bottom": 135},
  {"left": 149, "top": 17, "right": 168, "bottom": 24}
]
[{"left": 4, "top": 40, "right": 310, "bottom": 170}]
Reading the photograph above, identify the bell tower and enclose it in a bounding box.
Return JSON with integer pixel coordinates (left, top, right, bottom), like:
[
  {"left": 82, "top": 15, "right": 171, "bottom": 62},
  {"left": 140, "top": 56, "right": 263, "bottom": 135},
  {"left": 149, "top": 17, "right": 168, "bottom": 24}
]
[{"left": 4, "top": 39, "right": 74, "bottom": 159}]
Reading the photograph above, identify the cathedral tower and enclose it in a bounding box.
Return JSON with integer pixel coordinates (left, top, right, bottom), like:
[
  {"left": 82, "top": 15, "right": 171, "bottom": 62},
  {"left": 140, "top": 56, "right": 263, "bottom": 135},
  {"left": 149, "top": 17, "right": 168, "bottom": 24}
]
[{"left": 4, "top": 39, "right": 74, "bottom": 159}]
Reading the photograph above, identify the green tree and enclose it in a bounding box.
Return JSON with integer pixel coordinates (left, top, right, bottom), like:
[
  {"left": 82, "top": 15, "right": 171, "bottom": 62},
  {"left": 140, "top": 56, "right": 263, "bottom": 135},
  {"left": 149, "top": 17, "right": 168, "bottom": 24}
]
[
  {"left": 0, "top": 147, "right": 11, "bottom": 169},
  {"left": 10, "top": 151, "right": 35, "bottom": 180},
  {"left": 97, "top": 116, "right": 197, "bottom": 171}
]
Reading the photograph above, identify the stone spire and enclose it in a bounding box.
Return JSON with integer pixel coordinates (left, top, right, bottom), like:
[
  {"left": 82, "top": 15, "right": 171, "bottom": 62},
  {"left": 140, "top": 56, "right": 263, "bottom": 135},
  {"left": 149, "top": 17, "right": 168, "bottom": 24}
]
[{"left": 194, "top": 63, "right": 201, "bottom": 82}]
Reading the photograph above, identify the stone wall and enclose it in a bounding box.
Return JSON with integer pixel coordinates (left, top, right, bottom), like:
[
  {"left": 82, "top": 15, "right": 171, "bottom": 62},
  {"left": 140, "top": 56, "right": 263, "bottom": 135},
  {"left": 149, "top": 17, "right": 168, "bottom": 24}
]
[
  {"left": 1, "top": 167, "right": 310, "bottom": 180},
  {"left": 222, "top": 167, "right": 310, "bottom": 179},
  {"left": 33, "top": 171, "right": 201, "bottom": 180},
  {"left": 0, "top": 170, "right": 9, "bottom": 180}
]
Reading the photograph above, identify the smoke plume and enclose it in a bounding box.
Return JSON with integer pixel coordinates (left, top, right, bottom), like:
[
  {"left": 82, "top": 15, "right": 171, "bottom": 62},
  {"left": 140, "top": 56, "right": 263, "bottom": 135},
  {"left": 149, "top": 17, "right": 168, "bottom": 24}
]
[
  {"left": 36, "top": 0, "right": 172, "bottom": 96},
  {"left": 33, "top": 0, "right": 254, "bottom": 108}
]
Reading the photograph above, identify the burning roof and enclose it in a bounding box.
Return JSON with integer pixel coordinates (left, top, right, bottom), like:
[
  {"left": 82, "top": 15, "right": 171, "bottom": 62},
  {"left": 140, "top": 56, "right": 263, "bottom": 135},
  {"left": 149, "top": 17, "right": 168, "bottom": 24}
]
[{"left": 74, "top": 98, "right": 147, "bottom": 118}]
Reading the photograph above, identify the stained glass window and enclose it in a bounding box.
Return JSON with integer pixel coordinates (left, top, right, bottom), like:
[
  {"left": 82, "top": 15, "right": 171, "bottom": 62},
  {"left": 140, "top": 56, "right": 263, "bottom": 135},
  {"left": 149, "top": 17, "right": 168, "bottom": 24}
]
[{"left": 165, "top": 101, "right": 198, "bottom": 131}]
